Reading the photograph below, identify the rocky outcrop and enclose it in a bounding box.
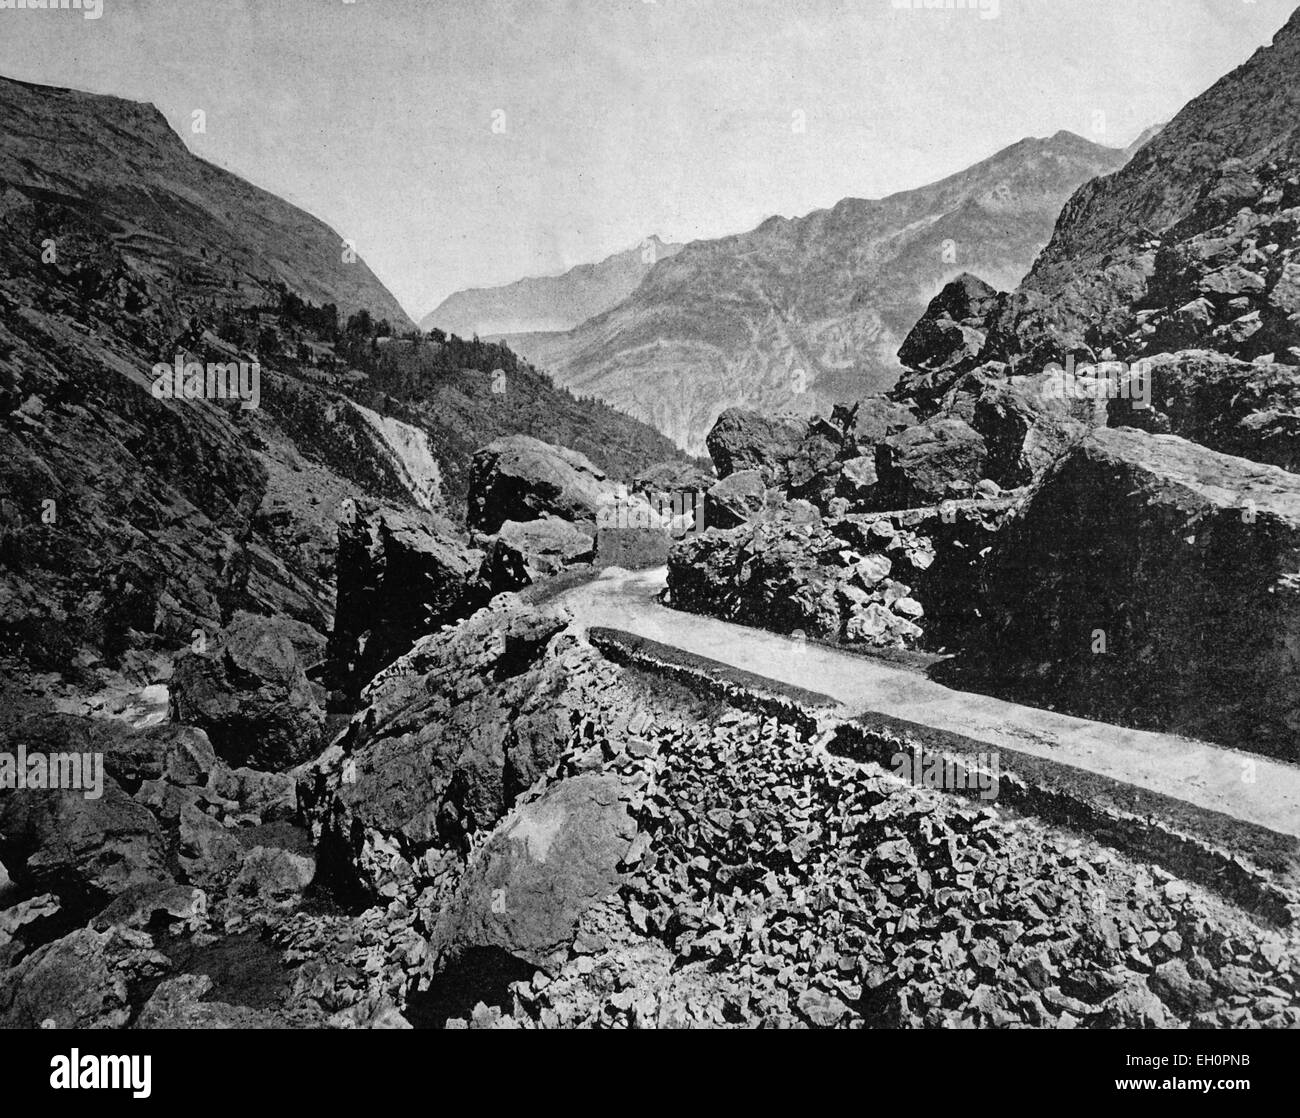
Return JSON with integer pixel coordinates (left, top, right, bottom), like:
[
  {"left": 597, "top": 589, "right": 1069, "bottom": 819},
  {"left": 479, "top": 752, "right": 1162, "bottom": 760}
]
[
  {"left": 170, "top": 610, "right": 326, "bottom": 771},
  {"left": 302, "top": 598, "right": 583, "bottom": 897},
  {"left": 1106, "top": 350, "right": 1300, "bottom": 472},
  {"left": 467, "top": 436, "right": 618, "bottom": 535},
  {"left": 326, "top": 499, "right": 490, "bottom": 702},
  {"left": 669, "top": 501, "right": 1016, "bottom": 652},
  {"left": 480, "top": 518, "right": 596, "bottom": 589},
  {"left": 706, "top": 410, "right": 809, "bottom": 485},
  {"left": 971, "top": 427, "right": 1300, "bottom": 758},
  {"left": 874, "top": 417, "right": 990, "bottom": 508},
  {"left": 429, "top": 772, "right": 635, "bottom": 971}
]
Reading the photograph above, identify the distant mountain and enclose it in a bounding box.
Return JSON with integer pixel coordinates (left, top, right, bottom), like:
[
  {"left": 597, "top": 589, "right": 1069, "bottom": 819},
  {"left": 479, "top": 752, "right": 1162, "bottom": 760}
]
[
  {"left": 0, "top": 75, "right": 688, "bottom": 673},
  {"left": 1124, "top": 123, "right": 1165, "bottom": 157},
  {"left": 512, "top": 132, "right": 1127, "bottom": 454},
  {"left": 421, "top": 235, "right": 683, "bottom": 338}
]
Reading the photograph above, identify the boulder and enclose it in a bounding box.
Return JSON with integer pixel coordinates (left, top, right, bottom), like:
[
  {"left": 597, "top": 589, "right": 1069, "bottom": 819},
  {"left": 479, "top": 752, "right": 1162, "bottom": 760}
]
[
  {"left": 1107, "top": 350, "right": 1300, "bottom": 472},
  {"left": 428, "top": 773, "right": 636, "bottom": 972},
  {"left": 704, "top": 470, "right": 768, "bottom": 530},
  {"left": 480, "top": 517, "right": 595, "bottom": 589},
  {"left": 171, "top": 610, "right": 326, "bottom": 770},
  {"left": 300, "top": 597, "right": 579, "bottom": 896},
  {"left": 467, "top": 435, "right": 617, "bottom": 534},
  {"left": 972, "top": 375, "right": 1090, "bottom": 488},
  {"left": 0, "top": 734, "right": 171, "bottom": 913},
  {"left": 895, "top": 273, "right": 1001, "bottom": 395},
  {"left": 974, "top": 426, "right": 1300, "bottom": 758},
  {"left": 704, "top": 409, "right": 807, "bottom": 484},
  {"left": 874, "top": 417, "right": 989, "bottom": 508},
  {"left": 0, "top": 927, "right": 130, "bottom": 1029},
  {"left": 327, "top": 498, "right": 490, "bottom": 701}
]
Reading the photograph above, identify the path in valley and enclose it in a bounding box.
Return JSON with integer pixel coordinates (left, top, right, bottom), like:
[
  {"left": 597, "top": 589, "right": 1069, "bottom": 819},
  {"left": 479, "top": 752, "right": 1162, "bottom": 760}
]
[{"left": 555, "top": 566, "right": 1300, "bottom": 843}]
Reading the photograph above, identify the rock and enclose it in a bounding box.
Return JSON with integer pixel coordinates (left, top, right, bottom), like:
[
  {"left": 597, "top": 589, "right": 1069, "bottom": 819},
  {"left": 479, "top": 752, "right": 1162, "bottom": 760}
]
[
  {"left": 135, "top": 973, "right": 287, "bottom": 1029},
  {"left": 971, "top": 374, "right": 1090, "bottom": 487},
  {"left": 874, "top": 417, "right": 989, "bottom": 508},
  {"left": 231, "top": 846, "right": 315, "bottom": 912},
  {"left": 704, "top": 470, "right": 768, "bottom": 530},
  {"left": 974, "top": 426, "right": 1300, "bottom": 758},
  {"left": 1107, "top": 350, "right": 1300, "bottom": 472},
  {"left": 836, "top": 455, "right": 878, "bottom": 505},
  {"left": 467, "top": 435, "right": 618, "bottom": 534},
  {"left": 326, "top": 499, "right": 490, "bottom": 702},
  {"left": 480, "top": 517, "right": 595, "bottom": 589},
  {"left": 91, "top": 883, "right": 207, "bottom": 933},
  {"left": 796, "top": 987, "right": 851, "bottom": 1027},
  {"left": 705, "top": 409, "right": 807, "bottom": 485},
  {"left": 429, "top": 773, "right": 636, "bottom": 971},
  {"left": 632, "top": 460, "right": 715, "bottom": 499},
  {"left": 0, "top": 927, "right": 130, "bottom": 1029},
  {"left": 0, "top": 763, "right": 170, "bottom": 913},
  {"left": 171, "top": 610, "right": 326, "bottom": 770},
  {"left": 300, "top": 597, "right": 577, "bottom": 896},
  {"left": 895, "top": 274, "right": 1002, "bottom": 402},
  {"left": 1149, "top": 959, "right": 1215, "bottom": 1016},
  {"left": 178, "top": 803, "right": 244, "bottom": 884}
]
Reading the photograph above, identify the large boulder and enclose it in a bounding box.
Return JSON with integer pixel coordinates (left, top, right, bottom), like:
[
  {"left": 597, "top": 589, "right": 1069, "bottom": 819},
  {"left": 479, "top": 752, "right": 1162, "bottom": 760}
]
[
  {"left": 974, "top": 426, "right": 1300, "bottom": 759},
  {"left": 428, "top": 772, "right": 636, "bottom": 972},
  {"left": 327, "top": 499, "right": 490, "bottom": 701},
  {"left": 971, "top": 374, "right": 1091, "bottom": 488},
  {"left": 703, "top": 470, "right": 769, "bottom": 530},
  {"left": 0, "top": 927, "right": 130, "bottom": 1029},
  {"left": 0, "top": 716, "right": 172, "bottom": 913},
  {"left": 1107, "top": 350, "right": 1300, "bottom": 472},
  {"left": 704, "top": 409, "right": 807, "bottom": 484},
  {"left": 480, "top": 517, "right": 596, "bottom": 589},
  {"left": 171, "top": 610, "right": 326, "bottom": 770},
  {"left": 300, "top": 598, "right": 583, "bottom": 897},
  {"left": 467, "top": 436, "right": 618, "bottom": 534},
  {"left": 874, "top": 417, "right": 989, "bottom": 508},
  {"left": 894, "top": 274, "right": 1002, "bottom": 405}
]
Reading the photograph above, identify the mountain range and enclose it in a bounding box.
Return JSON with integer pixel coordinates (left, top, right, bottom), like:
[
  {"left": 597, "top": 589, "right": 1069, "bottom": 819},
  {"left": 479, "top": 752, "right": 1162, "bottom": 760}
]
[
  {"left": 503, "top": 131, "right": 1131, "bottom": 454},
  {"left": 421, "top": 235, "right": 682, "bottom": 338}
]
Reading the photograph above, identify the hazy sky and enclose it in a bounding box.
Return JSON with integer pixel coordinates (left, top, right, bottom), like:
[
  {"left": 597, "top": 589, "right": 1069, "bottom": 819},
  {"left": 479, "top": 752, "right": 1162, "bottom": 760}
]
[{"left": 0, "top": 0, "right": 1291, "bottom": 317}]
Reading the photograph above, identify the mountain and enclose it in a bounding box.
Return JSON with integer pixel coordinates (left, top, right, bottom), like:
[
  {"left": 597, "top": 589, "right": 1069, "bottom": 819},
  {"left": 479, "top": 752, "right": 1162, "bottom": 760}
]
[
  {"left": 985, "top": 5, "right": 1300, "bottom": 364},
  {"left": 510, "top": 132, "right": 1127, "bottom": 454},
  {"left": 421, "top": 235, "right": 683, "bottom": 338},
  {"left": 0, "top": 75, "right": 412, "bottom": 329},
  {"left": 0, "top": 75, "right": 688, "bottom": 674}
]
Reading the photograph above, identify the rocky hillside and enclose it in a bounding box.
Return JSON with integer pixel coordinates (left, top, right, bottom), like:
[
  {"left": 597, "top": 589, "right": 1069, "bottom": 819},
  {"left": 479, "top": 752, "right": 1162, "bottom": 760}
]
[
  {"left": 1002, "top": 6, "right": 1300, "bottom": 358},
  {"left": 0, "top": 75, "right": 690, "bottom": 680},
  {"left": 0, "top": 76, "right": 411, "bottom": 329},
  {"left": 421, "top": 236, "right": 682, "bottom": 338},
  {"left": 514, "top": 132, "right": 1127, "bottom": 455}
]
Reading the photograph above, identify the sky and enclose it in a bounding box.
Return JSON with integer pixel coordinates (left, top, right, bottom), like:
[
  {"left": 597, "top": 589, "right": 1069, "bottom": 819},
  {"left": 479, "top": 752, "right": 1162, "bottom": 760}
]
[{"left": 0, "top": 0, "right": 1292, "bottom": 318}]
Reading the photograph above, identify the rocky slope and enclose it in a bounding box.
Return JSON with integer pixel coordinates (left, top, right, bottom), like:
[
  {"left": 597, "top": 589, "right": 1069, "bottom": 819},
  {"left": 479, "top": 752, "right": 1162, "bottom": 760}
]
[
  {"left": 514, "top": 132, "right": 1128, "bottom": 454},
  {"left": 0, "top": 74, "right": 688, "bottom": 679},
  {"left": 422, "top": 236, "right": 682, "bottom": 338},
  {"left": 0, "top": 76, "right": 411, "bottom": 329}
]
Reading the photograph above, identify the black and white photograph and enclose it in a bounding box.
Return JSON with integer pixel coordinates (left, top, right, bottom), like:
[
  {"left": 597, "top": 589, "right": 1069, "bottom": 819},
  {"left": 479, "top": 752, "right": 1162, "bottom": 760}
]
[{"left": 0, "top": 0, "right": 1296, "bottom": 1087}]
